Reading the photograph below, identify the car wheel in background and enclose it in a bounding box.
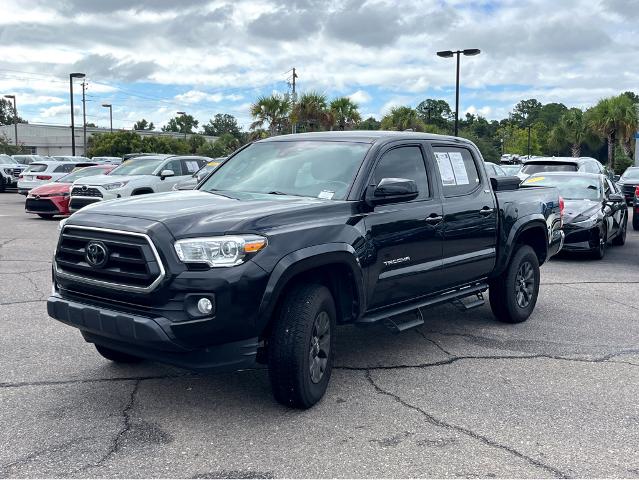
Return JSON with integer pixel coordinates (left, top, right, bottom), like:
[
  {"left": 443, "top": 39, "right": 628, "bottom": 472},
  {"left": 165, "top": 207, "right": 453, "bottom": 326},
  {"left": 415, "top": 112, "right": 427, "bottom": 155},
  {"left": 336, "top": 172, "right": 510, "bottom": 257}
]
[
  {"left": 37, "top": 214, "right": 55, "bottom": 220},
  {"left": 94, "top": 344, "right": 144, "bottom": 363},
  {"left": 633, "top": 213, "right": 639, "bottom": 231},
  {"left": 268, "top": 283, "right": 336, "bottom": 409},
  {"left": 612, "top": 216, "right": 627, "bottom": 246},
  {"left": 592, "top": 226, "right": 607, "bottom": 260},
  {"left": 0, "top": 175, "right": 6, "bottom": 193},
  {"left": 489, "top": 245, "right": 540, "bottom": 324}
]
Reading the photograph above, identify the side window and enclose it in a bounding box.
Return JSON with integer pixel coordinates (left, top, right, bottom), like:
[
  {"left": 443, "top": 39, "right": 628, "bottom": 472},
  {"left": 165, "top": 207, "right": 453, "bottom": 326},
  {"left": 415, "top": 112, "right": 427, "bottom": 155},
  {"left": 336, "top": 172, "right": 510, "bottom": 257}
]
[
  {"left": 372, "top": 146, "right": 429, "bottom": 200},
  {"left": 605, "top": 178, "right": 616, "bottom": 195},
  {"left": 54, "top": 164, "right": 75, "bottom": 173},
  {"left": 603, "top": 178, "right": 611, "bottom": 197},
  {"left": 582, "top": 162, "right": 599, "bottom": 174},
  {"left": 182, "top": 159, "right": 202, "bottom": 175},
  {"left": 433, "top": 146, "right": 481, "bottom": 196},
  {"left": 163, "top": 159, "right": 183, "bottom": 176}
]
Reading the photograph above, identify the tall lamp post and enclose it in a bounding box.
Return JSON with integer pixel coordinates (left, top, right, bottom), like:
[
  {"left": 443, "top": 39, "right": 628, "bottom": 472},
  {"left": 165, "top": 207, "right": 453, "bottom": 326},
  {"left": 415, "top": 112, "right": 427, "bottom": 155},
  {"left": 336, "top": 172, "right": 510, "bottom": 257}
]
[
  {"left": 69, "top": 72, "right": 85, "bottom": 156},
  {"left": 177, "top": 111, "right": 187, "bottom": 140},
  {"left": 436, "top": 48, "right": 481, "bottom": 137},
  {"left": 3, "top": 95, "right": 18, "bottom": 147},
  {"left": 102, "top": 104, "right": 113, "bottom": 132}
]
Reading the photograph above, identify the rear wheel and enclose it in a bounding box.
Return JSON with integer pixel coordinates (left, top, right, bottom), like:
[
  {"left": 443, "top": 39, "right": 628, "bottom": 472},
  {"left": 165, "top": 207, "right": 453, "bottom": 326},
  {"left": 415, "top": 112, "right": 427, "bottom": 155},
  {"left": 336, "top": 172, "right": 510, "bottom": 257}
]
[
  {"left": 489, "top": 245, "right": 540, "bottom": 324},
  {"left": 94, "top": 344, "right": 144, "bottom": 363},
  {"left": 0, "top": 175, "right": 6, "bottom": 193},
  {"left": 268, "top": 284, "right": 336, "bottom": 409}
]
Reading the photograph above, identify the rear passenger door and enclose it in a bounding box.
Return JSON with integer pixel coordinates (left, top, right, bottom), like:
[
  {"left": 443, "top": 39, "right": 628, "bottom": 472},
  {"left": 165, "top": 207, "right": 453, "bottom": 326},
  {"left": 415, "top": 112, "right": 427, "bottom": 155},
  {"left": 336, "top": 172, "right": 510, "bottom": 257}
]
[{"left": 430, "top": 144, "right": 498, "bottom": 289}]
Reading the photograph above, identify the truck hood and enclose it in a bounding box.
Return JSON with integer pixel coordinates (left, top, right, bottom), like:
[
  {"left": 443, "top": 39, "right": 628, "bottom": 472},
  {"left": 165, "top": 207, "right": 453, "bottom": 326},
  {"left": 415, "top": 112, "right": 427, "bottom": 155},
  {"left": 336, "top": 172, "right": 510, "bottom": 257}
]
[
  {"left": 73, "top": 174, "right": 149, "bottom": 186},
  {"left": 73, "top": 190, "right": 350, "bottom": 237}
]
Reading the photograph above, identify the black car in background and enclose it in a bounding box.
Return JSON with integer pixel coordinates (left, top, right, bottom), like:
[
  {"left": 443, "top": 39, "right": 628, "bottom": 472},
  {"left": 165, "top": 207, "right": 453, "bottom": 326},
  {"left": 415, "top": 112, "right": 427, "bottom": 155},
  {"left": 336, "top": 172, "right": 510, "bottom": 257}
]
[
  {"left": 519, "top": 157, "right": 611, "bottom": 181},
  {"left": 522, "top": 172, "right": 627, "bottom": 259},
  {"left": 484, "top": 162, "right": 507, "bottom": 177},
  {"left": 617, "top": 166, "right": 639, "bottom": 204}
]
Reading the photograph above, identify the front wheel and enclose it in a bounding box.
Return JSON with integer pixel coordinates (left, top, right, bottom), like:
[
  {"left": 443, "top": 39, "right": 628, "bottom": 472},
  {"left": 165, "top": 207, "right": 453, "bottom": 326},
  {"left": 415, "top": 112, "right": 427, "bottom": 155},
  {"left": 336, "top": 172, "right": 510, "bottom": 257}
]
[
  {"left": 268, "top": 284, "right": 336, "bottom": 409},
  {"left": 592, "top": 226, "right": 607, "bottom": 260},
  {"left": 612, "top": 217, "right": 627, "bottom": 246},
  {"left": 489, "top": 245, "right": 540, "bottom": 324}
]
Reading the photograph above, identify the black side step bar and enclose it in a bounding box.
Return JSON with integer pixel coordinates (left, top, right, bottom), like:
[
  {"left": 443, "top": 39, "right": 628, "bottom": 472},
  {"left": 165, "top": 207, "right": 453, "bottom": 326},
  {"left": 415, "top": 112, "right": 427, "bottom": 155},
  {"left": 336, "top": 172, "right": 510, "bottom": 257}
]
[{"left": 356, "top": 282, "right": 489, "bottom": 328}]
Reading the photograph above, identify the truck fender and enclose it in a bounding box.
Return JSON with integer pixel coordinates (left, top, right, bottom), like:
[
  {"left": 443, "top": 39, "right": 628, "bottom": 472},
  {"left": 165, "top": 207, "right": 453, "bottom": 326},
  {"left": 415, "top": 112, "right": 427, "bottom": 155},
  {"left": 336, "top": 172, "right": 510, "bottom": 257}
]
[
  {"left": 494, "top": 216, "right": 549, "bottom": 276},
  {"left": 257, "top": 243, "right": 366, "bottom": 328}
]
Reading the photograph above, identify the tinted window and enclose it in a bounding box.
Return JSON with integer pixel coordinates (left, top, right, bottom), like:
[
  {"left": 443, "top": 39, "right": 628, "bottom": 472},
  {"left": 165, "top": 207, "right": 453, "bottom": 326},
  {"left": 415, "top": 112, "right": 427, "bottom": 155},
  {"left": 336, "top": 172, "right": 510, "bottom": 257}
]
[
  {"left": 54, "top": 163, "right": 76, "bottom": 173},
  {"left": 581, "top": 162, "right": 600, "bottom": 174},
  {"left": 373, "top": 146, "right": 429, "bottom": 200},
  {"left": 110, "top": 157, "right": 166, "bottom": 176},
  {"left": 162, "top": 159, "right": 182, "bottom": 176},
  {"left": 433, "top": 146, "right": 481, "bottom": 196},
  {"left": 182, "top": 159, "right": 205, "bottom": 174},
  {"left": 522, "top": 175, "right": 602, "bottom": 200},
  {"left": 521, "top": 163, "right": 578, "bottom": 174},
  {"left": 24, "top": 163, "right": 47, "bottom": 173}
]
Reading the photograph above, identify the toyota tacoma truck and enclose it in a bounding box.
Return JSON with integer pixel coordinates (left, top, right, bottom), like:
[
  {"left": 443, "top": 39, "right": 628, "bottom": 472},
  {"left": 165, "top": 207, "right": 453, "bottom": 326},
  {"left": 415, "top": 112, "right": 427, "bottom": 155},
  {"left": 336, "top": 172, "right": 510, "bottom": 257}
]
[{"left": 48, "top": 132, "right": 564, "bottom": 408}]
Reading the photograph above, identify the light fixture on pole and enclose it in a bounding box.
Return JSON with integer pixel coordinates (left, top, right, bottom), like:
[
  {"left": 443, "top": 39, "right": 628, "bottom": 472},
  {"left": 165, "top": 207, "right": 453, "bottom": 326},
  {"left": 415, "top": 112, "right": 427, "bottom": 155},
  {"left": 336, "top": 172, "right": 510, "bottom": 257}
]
[
  {"left": 69, "top": 72, "right": 85, "bottom": 156},
  {"left": 3, "top": 95, "right": 18, "bottom": 146},
  {"left": 177, "top": 111, "right": 187, "bottom": 140},
  {"left": 436, "top": 48, "right": 481, "bottom": 137},
  {"left": 102, "top": 104, "right": 113, "bottom": 132}
]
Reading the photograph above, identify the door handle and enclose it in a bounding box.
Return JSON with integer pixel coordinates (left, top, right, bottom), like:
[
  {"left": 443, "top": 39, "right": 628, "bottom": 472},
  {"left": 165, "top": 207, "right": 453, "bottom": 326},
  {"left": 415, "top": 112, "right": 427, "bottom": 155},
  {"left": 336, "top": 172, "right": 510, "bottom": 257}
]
[
  {"left": 479, "top": 207, "right": 494, "bottom": 215},
  {"left": 425, "top": 214, "right": 443, "bottom": 224}
]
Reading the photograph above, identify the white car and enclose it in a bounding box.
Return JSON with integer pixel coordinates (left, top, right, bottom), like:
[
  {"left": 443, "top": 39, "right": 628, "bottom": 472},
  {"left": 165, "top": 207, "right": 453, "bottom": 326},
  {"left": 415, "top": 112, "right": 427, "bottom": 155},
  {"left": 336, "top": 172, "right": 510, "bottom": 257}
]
[
  {"left": 91, "top": 156, "right": 122, "bottom": 165},
  {"left": 17, "top": 161, "right": 89, "bottom": 195},
  {"left": 51, "top": 155, "right": 91, "bottom": 162},
  {"left": 69, "top": 155, "right": 210, "bottom": 212},
  {"left": 0, "top": 154, "right": 22, "bottom": 192}
]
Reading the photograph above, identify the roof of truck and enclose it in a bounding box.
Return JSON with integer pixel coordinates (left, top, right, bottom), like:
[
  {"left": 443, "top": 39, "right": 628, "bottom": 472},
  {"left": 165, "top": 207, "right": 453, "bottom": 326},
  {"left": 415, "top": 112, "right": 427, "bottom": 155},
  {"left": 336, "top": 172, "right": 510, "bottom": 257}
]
[{"left": 257, "top": 130, "right": 473, "bottom": 144}]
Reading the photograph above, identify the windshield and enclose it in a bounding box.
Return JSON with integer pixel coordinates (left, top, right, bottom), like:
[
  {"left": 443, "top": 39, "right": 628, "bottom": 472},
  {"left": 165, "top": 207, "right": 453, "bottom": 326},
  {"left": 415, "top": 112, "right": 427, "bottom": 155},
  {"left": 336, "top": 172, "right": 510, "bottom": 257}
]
[
  {"left": 521, "top": 163, "right": 578, "bottom": 174},
  {"left": 0, "top": 156, "right": 18, "bottom": 164},
  {"left": 56, "top": 166, "right": 110, "bottom": 183},
  {"left": 523, "top": 175, "right": 602, "bottom": 200},
  {"left": 199, "top": 141, "right": 370, "bottom": 200},
  {"left": 110, "top": 157, "right": 165, "bottom": 176},
  {"left": 621, "top": 168, "right": 639, "bottom": 180},
  {"left": 501, "top": 165, "right": 520, "bottom": 175},
  {"left": 13, "top": 155, "right": 36, "bottom": 164}
]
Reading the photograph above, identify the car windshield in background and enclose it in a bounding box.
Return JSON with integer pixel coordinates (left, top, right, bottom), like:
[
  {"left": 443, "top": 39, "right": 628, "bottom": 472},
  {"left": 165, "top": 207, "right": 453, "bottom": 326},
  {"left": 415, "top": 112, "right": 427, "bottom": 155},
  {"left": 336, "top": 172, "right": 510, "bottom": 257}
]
[
  {"left": 13, "top": 155, "right": 36, "bottom": 164},
  {"left": 523, "top": 175, "right": 601, "bottom": 200},
  {"left": 110, "top": 157, "right": 164, "bottom": 176},
  {"left": 1, "top": 156, "right": 18, "bottom": 164},
  {"left": 56, "top": 166, "right": 109, "bottom": 183},
  {"left": 621, "top": 168, "right": 639, "bottom": 180},
  {"left": 24, "top": 163, "right": 48, "bottom": 173},
  {"left": 521, "top": 163, "right": 578, "bottom": 174},
  {"left": 501, "top": 165, "right": 521, "bottom": 175},
  {"left": 200, "top": 141, "right": 370, "bottom": 200}
]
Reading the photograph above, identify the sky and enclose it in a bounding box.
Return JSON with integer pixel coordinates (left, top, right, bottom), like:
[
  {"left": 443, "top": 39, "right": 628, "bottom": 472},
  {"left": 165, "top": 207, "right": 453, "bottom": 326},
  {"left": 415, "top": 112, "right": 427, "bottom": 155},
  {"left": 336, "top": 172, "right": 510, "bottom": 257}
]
[{"left": 0, "top": 0, "right": 637, "bottom": 131}]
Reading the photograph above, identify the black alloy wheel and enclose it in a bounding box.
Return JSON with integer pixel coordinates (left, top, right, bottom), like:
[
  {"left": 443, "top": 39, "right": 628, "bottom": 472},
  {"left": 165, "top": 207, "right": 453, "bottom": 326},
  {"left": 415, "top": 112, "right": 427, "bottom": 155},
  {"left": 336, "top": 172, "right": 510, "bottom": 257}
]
[{"left": 515, "top": 261, "right": 535, "bottom": 309}]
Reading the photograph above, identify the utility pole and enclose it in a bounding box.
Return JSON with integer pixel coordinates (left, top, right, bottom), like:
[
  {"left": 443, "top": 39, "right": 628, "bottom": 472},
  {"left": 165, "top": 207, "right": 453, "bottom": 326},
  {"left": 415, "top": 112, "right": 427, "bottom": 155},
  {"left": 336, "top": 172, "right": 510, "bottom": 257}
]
[
  {"left": 82, "top": 80, "right": 87, "bottom": 155},
  {"left": 69, "top": 73, "right": 85, "bottom": 156},
  {"left": 291, "top": 68, "right": 298, "bottom": 134}
]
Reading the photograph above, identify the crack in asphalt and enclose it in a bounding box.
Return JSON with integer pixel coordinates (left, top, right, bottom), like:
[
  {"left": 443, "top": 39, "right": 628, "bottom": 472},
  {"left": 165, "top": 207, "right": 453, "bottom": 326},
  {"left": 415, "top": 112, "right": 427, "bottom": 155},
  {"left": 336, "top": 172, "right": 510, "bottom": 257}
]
[
  {"left": 364, "top": 370, "right": 570, "bottom": 478},
  {"left": 0, "top": 299, "right": 45, "bottom": 306},
  {"left": 543, "top": 281, "right": 639, "bottom": 285},
  {"left": 414, "top": 328, "right": 453, "bottom": 356},
  {"left": 561, "top": 283, "right": 639, "bottom": 310},
  {"left": 0, "top": 373, "right": 196, "bottom": 389},
  {"left": 0, "top": 269, "right": 50, "bottom": 275},
  {"left": 0, "top": 437, "right": 94, "bottom": 477}
]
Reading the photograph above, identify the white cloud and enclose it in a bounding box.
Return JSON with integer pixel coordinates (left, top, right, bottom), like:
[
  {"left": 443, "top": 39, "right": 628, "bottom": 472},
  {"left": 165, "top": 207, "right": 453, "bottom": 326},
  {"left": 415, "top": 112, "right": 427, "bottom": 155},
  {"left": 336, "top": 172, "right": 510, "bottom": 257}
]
[
  {"left": 348, "top": 90, "right": 371, "bottom": 105},
  {"left": 174, "top": 90, "right": 243, "bottom": 104}
]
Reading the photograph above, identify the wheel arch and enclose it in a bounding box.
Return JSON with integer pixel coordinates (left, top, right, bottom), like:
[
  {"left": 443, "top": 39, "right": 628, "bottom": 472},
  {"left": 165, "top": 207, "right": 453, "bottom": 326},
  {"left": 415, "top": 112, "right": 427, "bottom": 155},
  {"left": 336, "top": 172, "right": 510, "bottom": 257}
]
[
  {"left": 495, "top": 218, "right": 549, "bottom": 276},
  {"left": 131, "top": 187, "right": 154, "bottom": 195}
]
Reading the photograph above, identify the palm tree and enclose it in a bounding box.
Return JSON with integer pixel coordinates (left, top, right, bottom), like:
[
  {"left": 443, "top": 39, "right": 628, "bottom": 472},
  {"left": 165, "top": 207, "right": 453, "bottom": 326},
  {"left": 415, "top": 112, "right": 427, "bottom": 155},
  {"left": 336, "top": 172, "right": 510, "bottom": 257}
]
[
  {"left": 587, "top": 95, "right": 638, "bottom": 168},
  {"left": 329, "top": 97, "right": 361, "bottom": 130},
  {"left": 292, "top": 92, "right": 330, "bottom": 132},
  {"left": 380, "top": 106, "right": 425, "bottom": 131},
  {"left": 550, "top": 108, "right": 599, "bottom": 157},
  {"left": 250, "top": 94, "right": 290, "bottom": 136}
]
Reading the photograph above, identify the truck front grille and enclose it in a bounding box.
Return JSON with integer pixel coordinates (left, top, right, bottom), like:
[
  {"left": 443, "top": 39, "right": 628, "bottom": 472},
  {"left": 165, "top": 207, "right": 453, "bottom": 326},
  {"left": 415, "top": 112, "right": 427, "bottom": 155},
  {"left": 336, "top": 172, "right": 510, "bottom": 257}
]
[
  {"left": 54, "top": 226, "right": 165, "bottom": 292},
  {"left": 71, "top": 186, "right": 103, "bottom": 197}
]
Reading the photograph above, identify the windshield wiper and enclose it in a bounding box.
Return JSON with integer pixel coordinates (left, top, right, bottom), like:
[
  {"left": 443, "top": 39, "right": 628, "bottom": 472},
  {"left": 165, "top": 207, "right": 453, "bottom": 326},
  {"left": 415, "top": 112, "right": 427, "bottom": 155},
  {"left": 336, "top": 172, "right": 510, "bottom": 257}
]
[
  {"left": 267, "top": 191, "right": 290, "bottom": 195},
  {"left": 204, "top": 189, "right": 237, "bottom": 199}
]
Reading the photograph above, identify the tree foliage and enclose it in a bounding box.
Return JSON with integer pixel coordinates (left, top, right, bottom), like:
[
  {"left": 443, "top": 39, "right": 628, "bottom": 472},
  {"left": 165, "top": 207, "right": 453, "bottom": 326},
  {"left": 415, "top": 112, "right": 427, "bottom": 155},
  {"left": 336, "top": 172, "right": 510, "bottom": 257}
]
[
  {"left": 0, "top": 98, "right": 27, "bottom": 126},
  {"left": 329, "top": 97, "right": 361, "bottom": 130},
  {"left": 202, "top": 113, "right": 242, "bottom": 139},
  {"left": 162, "top": 114, "right": 198, "bottom": 134},
  {"left": 133, "top": 119, "right": 155, "bottom": 130}
]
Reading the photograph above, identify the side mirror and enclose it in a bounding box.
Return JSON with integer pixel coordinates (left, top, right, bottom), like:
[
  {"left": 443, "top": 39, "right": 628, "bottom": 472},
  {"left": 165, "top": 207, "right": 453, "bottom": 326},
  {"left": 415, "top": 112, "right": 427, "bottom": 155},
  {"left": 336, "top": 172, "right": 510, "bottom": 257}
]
[
  {"left": 159, "top": 169, "right": 175, "bottom": 179},
  {"left": 367, "top": 178, "right": 418, "bottom": 206},
  {"left": 608, "top": 193, "right": 624, "bottom": 203},
  {"left": 613, "top": 175, "right": 621, "bottom": 182}
]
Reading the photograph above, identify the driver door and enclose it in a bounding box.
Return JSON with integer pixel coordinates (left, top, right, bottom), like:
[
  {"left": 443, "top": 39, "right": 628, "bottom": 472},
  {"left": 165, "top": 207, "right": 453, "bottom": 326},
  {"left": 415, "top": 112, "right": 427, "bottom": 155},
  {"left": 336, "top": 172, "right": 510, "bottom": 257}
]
[{"left": 156, "top": 159, "right": 184, "bottom": 192}]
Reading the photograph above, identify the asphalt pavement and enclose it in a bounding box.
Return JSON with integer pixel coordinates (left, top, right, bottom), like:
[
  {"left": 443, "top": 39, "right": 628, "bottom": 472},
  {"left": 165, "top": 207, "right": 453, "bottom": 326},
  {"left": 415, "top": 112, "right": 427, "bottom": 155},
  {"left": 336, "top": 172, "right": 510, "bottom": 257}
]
[{"left": 1, "top": 192, "right": 638, "bottom": 478}]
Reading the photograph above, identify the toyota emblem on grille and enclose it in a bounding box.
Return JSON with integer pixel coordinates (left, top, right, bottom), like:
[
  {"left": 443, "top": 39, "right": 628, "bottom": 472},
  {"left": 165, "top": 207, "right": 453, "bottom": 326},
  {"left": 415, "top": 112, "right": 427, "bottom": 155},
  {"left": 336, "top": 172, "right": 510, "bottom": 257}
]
[
  {"left": 86, "top": 241, "right": 109, "bottom": 268},
  {"left": 82, "top": 185, "right": 88, "bottom": 191}
]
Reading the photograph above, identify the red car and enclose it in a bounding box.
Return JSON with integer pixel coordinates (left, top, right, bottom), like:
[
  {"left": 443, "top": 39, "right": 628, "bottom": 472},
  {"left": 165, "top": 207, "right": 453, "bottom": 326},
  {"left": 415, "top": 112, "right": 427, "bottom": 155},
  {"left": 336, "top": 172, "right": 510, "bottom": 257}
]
[{"left": 25, "top": 164, "right": 116, "bottom": 219}]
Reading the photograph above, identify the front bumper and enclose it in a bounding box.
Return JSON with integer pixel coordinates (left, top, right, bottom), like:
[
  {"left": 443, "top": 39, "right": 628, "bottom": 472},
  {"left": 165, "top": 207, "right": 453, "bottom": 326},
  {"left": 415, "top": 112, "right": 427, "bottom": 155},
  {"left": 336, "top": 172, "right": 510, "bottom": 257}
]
[
  {"left": 47, "top": 293, "right": 259, "bottom": 372},
  {"left": 562, "top": 223, "right": 600, "bottom": 251},
  {"left": 25, "top": 196, "right": 69, "bottom": 215}
]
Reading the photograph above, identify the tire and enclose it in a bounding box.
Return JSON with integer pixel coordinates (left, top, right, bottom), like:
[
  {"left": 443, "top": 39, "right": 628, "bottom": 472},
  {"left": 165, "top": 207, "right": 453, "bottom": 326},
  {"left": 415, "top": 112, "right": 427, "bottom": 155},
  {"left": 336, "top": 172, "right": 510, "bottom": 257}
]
[
  {"left": 37, "top": 214, "right": 54, "bottom": 219},
  {"left": 592, "top": 225, "right": 607, "bottom": 260},
  {"left": 95, "top": 344, "right": 144, "bottom": 363},
  {"left": 612, "top": 217, "right": 627, "bottom": 246},
  {"left": 132, "top": 189, "right": 153, "bottom": 196},
  {"left": 633, "top": 213, "right": 639, "bottom": 231},
  {"left": 0, "top": 175, "right": 6, "bottom": 193},
  {"left": 489, "top": 245, "right": 540, "bottom": 324},
  {"left": 268, "top": 284, "right": 336, "bottom": 409}
]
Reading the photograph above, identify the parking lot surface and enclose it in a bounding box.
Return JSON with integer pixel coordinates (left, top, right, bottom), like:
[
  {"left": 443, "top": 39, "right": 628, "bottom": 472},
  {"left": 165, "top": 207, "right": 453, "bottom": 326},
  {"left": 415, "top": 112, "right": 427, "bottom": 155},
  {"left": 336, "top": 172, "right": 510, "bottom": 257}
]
[{"left": 1, "top": 192, "right": 638, "bottom": 478}]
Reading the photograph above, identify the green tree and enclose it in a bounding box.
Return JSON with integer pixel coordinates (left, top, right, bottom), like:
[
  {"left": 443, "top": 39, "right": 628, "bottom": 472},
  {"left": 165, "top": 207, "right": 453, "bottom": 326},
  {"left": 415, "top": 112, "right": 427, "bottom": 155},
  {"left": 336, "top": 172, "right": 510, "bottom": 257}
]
[
  {"left": 250, "top": 94, "right": 290, "bottom": 136},
  {"left": 416, "top": 99, "right": 453, "bottom": 129},
  {"left": 86, "top": 131, "right": 143, "bottom": 157},
  {"left": 140, "top": 135, "right": 189, "bottom": 155},
  {"left": 133, "top": 119, "right": 155, "bottom": 130},
  {"left": 293, "top": 92, "right": 330, "bottom": 132},
  {"left": 329, "top": 97, "right": 361, "bottom": 130},
  {"left": 202, "top": 113, "right": 242, "bottom": 139},
  {"left": 537, "top": 102, "right": 568, "bottom": 128},
  {"left": 196, "top": 133, "right": 241, "bottom": 157},
  {"left": 380, "top": 106, "right": 426, "bottom": 131},
  {"left": 0, "top": 98, "right": 27, "bottom": 126},
  {"left": 355, "top": 116, "right": 381, "bottom": 130},
  {"left": 549, "top": 108, "right": 599, "bottom": 157},
  {"left": 162, "top": 114, "right": 199, "bottom": 134}
]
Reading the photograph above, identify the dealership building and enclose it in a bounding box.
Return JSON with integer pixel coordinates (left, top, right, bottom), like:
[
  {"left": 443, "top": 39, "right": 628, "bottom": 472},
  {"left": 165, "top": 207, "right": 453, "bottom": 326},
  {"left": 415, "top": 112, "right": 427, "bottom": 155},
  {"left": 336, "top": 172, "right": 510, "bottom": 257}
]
[{"left": 0, "top": 123, "right": 216, "bottom": 156}]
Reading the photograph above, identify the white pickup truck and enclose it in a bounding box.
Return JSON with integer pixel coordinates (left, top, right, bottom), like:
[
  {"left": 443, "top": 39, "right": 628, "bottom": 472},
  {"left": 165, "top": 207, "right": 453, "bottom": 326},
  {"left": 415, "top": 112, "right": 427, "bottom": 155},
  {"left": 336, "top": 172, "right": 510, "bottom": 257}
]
[{"left": 68, "top": 155, "right": 211, "bottom": 211}]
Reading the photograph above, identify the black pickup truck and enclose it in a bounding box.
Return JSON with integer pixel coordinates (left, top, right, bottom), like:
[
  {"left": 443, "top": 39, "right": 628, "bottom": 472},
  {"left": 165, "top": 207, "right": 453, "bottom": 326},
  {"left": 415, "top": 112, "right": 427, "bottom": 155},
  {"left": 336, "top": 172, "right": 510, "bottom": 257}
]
[{"left": 48, "top": 132, "right": 563, "bottom": 408}]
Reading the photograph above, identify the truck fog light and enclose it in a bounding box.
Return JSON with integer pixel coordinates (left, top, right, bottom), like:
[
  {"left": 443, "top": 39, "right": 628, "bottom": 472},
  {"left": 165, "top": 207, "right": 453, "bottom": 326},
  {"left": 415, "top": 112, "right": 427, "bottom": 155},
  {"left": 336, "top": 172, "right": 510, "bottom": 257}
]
[{"left": 197, "top": 297, "right": 213, "bottom": 315}]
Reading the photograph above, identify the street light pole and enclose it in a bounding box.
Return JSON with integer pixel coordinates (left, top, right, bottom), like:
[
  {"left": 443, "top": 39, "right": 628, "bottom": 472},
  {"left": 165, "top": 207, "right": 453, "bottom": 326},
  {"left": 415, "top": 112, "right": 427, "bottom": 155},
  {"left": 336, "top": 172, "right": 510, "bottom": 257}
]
[
  {"left": 527, "top": 124, "right": 532, "bottom": 158},
  {"left": 436, "top": 48, "right": 481, "bottom": 137},
  {"left": 177, "top": 111, "right": 187, "bottom": 140},
  {"left": 69, "top": 73, "right": 85, "bottom": 156},
  {"left": 82, "top": 80, "right": 87, "bottom": 155},
  {"left": 102, "top": 104, "right": 113, "bottom": 132},
  {"left": 3, "top": 95, "right": 17, "bottom": 146}
]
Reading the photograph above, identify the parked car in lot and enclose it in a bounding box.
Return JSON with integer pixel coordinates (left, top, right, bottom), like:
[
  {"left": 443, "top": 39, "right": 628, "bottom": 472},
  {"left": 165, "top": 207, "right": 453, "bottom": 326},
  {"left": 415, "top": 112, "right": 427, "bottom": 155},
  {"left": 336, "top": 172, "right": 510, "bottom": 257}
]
[
  {"left": 484, "top": 162, "right": 507, "bottom": 177},
  {"left": 172, "top": 157, "right": 226, "bottom": 190},
  {"left": 616, "top": 166, "right": 639, "bottom": 204},
  {"left": 0, "top": 154, "right": 23, "bottom": 192},
  {"left": 68, "top": 155, "right": 210, "bottom": 211},
  {"left": 25, "top": 164, "right": 116, "bottom": 219},
  {"left": 51, "top": 155, "right": 91, "bottom": 162},
  {"left": 500, "top": 164, "right": 522, "bottom": 176},
  {"left": 518, "top": 157, "right": 610, "bottom": 181},
  {"left": 12, "top": 154, "right": 50, "bottom": 165},
  {"left": 48, "top": 131, "right": 564, "bottom": 408},
  {"left": 17, "top": 160, "right": 90, "bottom": 195},
  {"left": 522, "top": 172, "right": 627, "bottom": 259},
  {"left": 91, "top": 156, "right": 122, "bottom": 165}
]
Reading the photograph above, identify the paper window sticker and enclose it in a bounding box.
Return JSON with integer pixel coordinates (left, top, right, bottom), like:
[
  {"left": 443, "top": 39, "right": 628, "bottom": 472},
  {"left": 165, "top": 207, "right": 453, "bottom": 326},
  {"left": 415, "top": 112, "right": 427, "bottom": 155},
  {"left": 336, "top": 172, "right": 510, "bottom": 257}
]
[
  {"left": 435, "top": 152, "right": 457, "bottom": 185},
  {"left": 448, "top": 152, "right": 470, "bottom": 185},
  {"left": 318, "top": 190, "right": 335, "bottom": 199}
]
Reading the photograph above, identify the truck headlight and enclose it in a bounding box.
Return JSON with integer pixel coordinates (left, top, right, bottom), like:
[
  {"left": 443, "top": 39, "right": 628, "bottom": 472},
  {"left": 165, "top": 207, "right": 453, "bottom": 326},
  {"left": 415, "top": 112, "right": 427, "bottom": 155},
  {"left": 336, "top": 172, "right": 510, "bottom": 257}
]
[
  {"left": 174, "top": 235, "right": 267, "bottom": 267},
  {"left": 103, "top": 181, "right": 128, "bottom": 190}
]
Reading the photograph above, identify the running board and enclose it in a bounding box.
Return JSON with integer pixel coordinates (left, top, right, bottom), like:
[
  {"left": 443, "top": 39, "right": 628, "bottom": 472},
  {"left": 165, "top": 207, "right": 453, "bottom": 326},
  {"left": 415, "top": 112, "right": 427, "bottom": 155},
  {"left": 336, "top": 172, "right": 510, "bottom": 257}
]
[
  {"left": 383, "top": 309, "right": 424, "bottom": 333},
  {"left": 356, "top": 282, "right": 489, "bottom": 328}
]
